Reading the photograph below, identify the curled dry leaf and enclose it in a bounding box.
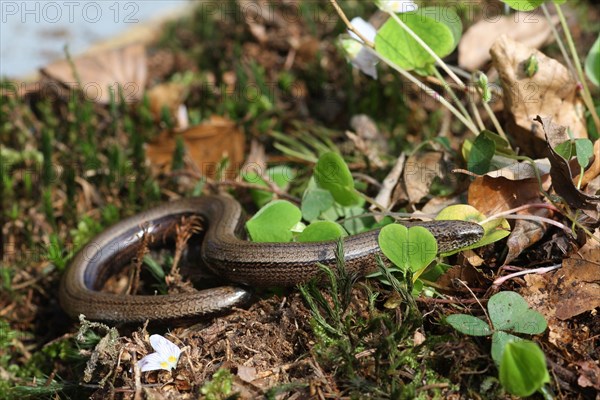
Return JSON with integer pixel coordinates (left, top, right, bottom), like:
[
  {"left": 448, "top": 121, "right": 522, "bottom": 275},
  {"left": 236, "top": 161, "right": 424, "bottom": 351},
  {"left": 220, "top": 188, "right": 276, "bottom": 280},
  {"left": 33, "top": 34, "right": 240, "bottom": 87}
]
[
  {"left": 484, "top": 157, "right": 551, "bottom": 184},
  {"left": 490, "top": 35, "right": 586, "bottom": 157},
  {"left": 145, "top": 116, "right": 245, "bottom": 178},
  {"left": 574, "top": 229, "right": 600, "bottom": 264},
  {"left": 41, "top": 43, "right": 147, "bottom": 104},
  {"left": 504, "top": 209, "right": 549, "bottom": 264},
  {"left": 459, "top": 10, "right": 556, "bottom": 71}
]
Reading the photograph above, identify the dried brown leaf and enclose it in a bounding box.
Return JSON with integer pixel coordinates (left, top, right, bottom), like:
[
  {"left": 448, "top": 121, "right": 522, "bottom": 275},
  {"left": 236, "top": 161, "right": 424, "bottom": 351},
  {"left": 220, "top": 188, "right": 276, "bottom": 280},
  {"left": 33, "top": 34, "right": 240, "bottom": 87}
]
[
  {"left": 146, "top": 116, "right": 245, "bottom": 178},
  {"left": 146, "top": 82, "right": 189, "bottom": 129},
  {"left": 41, "top": 43, "right": 147, "bottom": 104},
  {"left": 504, "top": 209, "right": 549, "bottom": 264},
  {"left": 459, "top": 10, "right": 556, "bottom": 71},
  {"left": 490, "top": 35, "right": 586, "bottom": 157},
  {"left": 403, "top": 151, "right": 444, "bottom": 204},
  {"left": 554, "top": 258, "right": 600, "bottom": 320},
  {"left": 469, "top": 174, "right": 549, "bottom": 262},
  {"left": 575, "top": 360, "right": 600, "bottom": 390},
  {"left": 522, "top": 272, "right": 596, "bottom": 363},
  {"left": 469, "top": 175, "right": 542, "bottom": 216}
]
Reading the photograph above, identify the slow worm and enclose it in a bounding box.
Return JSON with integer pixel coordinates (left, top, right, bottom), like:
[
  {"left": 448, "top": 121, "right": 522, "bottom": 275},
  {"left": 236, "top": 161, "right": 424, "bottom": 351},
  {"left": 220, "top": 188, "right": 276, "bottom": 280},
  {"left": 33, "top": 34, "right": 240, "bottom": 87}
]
[{"left": 59, "top": 195, "right": 484, "bottom": 322}]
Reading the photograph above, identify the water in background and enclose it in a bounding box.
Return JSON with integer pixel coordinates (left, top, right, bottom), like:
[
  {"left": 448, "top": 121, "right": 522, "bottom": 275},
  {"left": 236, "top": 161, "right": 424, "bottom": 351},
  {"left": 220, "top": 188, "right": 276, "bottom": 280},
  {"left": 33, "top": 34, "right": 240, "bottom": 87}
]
[{"left": 1, "top": 1, "right": 189, "bottom": 78}]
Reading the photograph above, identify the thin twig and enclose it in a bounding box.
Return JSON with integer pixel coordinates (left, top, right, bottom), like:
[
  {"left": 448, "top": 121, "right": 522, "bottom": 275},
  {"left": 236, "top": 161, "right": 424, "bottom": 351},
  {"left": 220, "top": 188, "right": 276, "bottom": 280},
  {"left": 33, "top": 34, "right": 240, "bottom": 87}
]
[
  {"left": 364, "top": 47, "right": 480, "bottom": 135},
  {"left": 455, "top": 279, "right": 491, "bottom": 327},
  {"left": 328, "top": 0, "right": 374, "bottom": 47}
]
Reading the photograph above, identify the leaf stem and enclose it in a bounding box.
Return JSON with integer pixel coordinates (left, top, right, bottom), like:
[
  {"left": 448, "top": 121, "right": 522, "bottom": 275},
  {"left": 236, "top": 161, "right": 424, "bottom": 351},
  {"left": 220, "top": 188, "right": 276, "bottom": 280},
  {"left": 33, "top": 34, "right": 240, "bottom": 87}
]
[
  {"left": 493, "top": 264, "right": 561, "bottom": 286},
  {"left": 432, "top": 68, "right": 477, "bottom": 131},
  {"left": 455, "top": 279, "right": 491, "bottom": 327},
  {"left": 480, "top": 96, "right": 508, "bottom": 142},
  {"left": 364, "top": 47, "right": 480, "bottom": 135},
  {"left": 554, "top": 4, "right": 600, "bottom": 133},
  {"left": 540, "top": 3, "right": 575, "bottom": 76}
]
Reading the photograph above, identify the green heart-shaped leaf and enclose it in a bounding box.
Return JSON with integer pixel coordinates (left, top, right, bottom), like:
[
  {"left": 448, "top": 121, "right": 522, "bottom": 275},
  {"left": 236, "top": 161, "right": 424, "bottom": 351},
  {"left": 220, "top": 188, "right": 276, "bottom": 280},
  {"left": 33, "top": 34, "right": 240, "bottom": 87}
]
[
  {"left": 297, "top": 221, "right": 347, "bottom": 242},
  {"left": 585, "top": 34, "right": 600, "bottom": 87},
  {"left": 499, "top": 340, "right": 550, "bottom": 396},
  {"left": 314, "top": 152, "right": 360, "bottom": 206},
  {"left": 301, "top": 188, "right": 335, "bottom": 222},
  {"left": 488, "top": 291, "right": 546, "bottom": 334},
  {"left": 246, "top": 200, "right": 302, "bottom": 243},
  {"left": 446, "top": 314, "right": 493, "bottom": 336},
  {"left": 375, "top": 7, "right": 461, "bottom": 71},
  {"left": 378, "top": 224, "right": 437, "bottom": 273},
  {"left": 501, "top": 0, "right": 544, "bottom": 11},
  {"left": 491, "top": 331, "right": 522, "bottom": 365},
  {"left": 243, "top": 165, "right": 294, "bottom": 208}
]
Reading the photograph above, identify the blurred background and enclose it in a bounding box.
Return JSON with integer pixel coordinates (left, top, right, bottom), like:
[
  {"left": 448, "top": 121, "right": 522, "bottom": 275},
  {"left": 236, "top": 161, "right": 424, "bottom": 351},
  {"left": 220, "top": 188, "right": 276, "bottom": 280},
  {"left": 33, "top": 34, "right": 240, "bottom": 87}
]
[{"left": 0, "top": 0, "right": 189, "bottom": 77}]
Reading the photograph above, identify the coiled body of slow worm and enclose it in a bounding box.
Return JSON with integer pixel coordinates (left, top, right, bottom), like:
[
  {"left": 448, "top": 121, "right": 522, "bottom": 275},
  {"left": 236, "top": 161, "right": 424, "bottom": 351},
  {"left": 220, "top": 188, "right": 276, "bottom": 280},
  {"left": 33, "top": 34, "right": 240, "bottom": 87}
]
[{"left": 59, "top": 195, "right": 484, "bottom": 323}]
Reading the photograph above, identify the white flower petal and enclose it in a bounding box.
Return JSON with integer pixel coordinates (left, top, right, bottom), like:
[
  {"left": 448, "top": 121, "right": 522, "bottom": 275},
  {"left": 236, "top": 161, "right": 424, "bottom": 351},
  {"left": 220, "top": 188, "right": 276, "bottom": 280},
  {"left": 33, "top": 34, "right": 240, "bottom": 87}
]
[
  {"left": 149, "top": 334, "right": 182, "bottom": 360},
  {"left": 348, "top": 17, "right": 376, "bottom": 43},
  {"left": 138, "top": 352, "right": 166, "bottom": 372},
  {"left": 352, "top": 48, "right": 379, "bottom": 79}
]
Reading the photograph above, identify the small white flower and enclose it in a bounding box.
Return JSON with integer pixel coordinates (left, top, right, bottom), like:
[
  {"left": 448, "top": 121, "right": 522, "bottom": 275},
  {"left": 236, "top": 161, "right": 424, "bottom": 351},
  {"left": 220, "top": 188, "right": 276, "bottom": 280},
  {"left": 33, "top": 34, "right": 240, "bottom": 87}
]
[
  {"left": 348, "top": 17, "right": 377, "bottom": 44},
  {"left": 343, "top": 17, "right": 379, "bottom": 79},
  {"left": 137, "top": 334, "right": 182, "bottom": 372},
  {"left": 376, "top": 0, "right": 418, "bottom": 13}
]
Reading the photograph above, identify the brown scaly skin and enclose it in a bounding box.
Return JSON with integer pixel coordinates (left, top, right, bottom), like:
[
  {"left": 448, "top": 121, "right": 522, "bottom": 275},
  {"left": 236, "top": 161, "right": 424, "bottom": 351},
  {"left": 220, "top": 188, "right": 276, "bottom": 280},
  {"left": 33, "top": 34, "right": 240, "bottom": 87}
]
[{"left": 59, "top": 195, "right": 484, "bottom": 323}]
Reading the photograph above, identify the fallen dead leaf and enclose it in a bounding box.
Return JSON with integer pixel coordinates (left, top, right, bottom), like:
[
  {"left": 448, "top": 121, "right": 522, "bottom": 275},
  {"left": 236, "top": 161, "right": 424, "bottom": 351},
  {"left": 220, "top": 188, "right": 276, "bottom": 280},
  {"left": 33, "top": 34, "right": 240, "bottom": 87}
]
[
  {"left": 490, "top": 35, "right": 587, "bottom": 157},
  {"left": 436, "top": 264, "right": 485, "bottom": 294},
  {"left": 484, "top": 157, "right": 551, "bottom": 183},
  {"left": 145, "top": 116, "right": 245, "bottom": 178},
  {"left": 504, "top": 209, "right": 549, "bottom": 264},
  {"left": 41, "top": 43, "right": 147, "bottom": 104},
  {"left": 421, "top": 195, "right": 463, "bottom": 216},
  {"left": 469, "top": 175, "right": 542, "bottom": 217},
  {"left": 373, "top": 153, "right": 406, "bottom": 216},
  {"left": 554, "top": 257, "right": 600, "bottom": 320},
  {"left": 575, "top": 360, "right": 600, "bottom": 391},
  {"left": 237, "top": 365, "right": 258, "bottom": 383},
  {"left": 459, "top": 10, "right": 556, "bottom": 71},
  {"left": 522, "top": 274, "right": 581, "bottom": 355},
  {"left": 576, "top": 227, "right": 600, "bottom": 260},
  {"left": 469, "top": 174, "right": 550, "bottom": 263},
  {"left": 403, "top": 151, "right": 444, "bottom": 204}
]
